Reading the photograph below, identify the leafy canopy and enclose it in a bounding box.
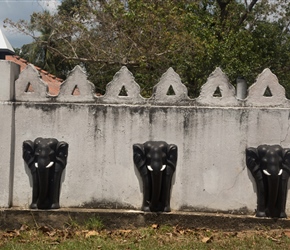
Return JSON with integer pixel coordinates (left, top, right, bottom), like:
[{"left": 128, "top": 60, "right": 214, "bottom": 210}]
[{"left": 5, "top": 0, "right": 290, "bottom": 97}]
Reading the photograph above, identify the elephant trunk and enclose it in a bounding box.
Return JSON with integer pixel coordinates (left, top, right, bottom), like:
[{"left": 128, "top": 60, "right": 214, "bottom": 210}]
[
  {"left": 267, "top": 176, "right": 280, "bottom": 217},
  {"left": 150, "top": 172, "right": 163, "bottom": 212},
  {"left": 37, "top": 168, "right": 50, "bottom": 208},
  {"left": 36, "top": 157, "right": 54, "bottom": 209}
]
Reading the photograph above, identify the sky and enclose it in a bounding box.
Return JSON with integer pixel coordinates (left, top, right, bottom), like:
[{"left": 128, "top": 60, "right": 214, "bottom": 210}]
[{"left": 0, "top": 0, "right": 61, "bottom": 48}]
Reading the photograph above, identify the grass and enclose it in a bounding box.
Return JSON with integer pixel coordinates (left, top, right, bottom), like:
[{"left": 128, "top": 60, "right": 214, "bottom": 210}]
[
  {"left": 1, "top": 219, "right": 290, "bottom": 249},
  {"left": 84, "top": 216, "right": 104, "bottom": 231}
]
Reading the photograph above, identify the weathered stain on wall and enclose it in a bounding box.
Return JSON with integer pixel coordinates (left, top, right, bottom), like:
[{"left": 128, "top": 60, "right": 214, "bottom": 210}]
[{"left": 1, "top": 60, "right": 290, "bottom": 214}]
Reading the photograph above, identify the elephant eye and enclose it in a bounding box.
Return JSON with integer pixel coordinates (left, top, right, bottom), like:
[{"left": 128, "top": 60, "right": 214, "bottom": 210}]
[
  {"left": 145, "top": 159, "right": 151, "bottom": 165},
  {"left": 58, "top": 152, "right": 67, "bottom": 157}
]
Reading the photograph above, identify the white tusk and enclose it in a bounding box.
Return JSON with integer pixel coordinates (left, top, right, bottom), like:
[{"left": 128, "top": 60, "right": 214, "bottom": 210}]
[
  {"left": 46, "top": 162, "right": 54, "bottom": 168},
  {"left": 160, "top": 165, "right": 167, "bottom": 171},
  {"left": 147, "top": 165, "right": 153, "bottom": 171},
  {"left": 35, "top": 163, "right": 38, "bottom": 168},
  {"left": 263, "top": 170, "right": 271, "bottom": 176},
  {"left": 278, "top": 169, "right": 283, "bottom": 176}
]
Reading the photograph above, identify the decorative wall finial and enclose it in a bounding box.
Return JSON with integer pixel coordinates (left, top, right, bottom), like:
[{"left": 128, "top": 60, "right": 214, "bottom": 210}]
[
  {"left": 58, "top": 65, "right": 96, "bottom": 102},
  {"left": 100, "top": 66, "right": 145, "bottom": 104},
  {"left": 15, "top": 64, "right": 49, "bottom": 101},
  {"left": 197, "top": 67, "right": 238, "bottom": 106},
  {"left": 151, "top": 67, "right": 189, "bottom": 104},
  {"left": 246, "top": 68, "right": 287, "bottom": 106}
]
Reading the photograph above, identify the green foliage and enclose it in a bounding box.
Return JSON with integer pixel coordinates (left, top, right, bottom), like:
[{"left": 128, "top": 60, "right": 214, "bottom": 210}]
[{"left": 5, "top": 0, "right": 290, "bottom": 97}]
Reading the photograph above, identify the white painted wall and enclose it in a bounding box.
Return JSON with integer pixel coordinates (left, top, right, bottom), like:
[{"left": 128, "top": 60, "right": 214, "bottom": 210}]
[{"left": 2, "top": 60, "right": 290, "bottom": 214}]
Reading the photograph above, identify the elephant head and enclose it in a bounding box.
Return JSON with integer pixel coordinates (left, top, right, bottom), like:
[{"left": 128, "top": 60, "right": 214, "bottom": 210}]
[
  {"left": 23, "top": 137, "right": 69, "bottom": 209},
  {"left": 133, "top": 141, "right": 177, "bottom": 212},
  {"left": 246, "top": 145, "right": 290, "bottom": 218}
]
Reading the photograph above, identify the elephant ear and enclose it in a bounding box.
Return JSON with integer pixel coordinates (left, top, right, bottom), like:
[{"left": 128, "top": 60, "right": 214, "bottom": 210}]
[
  {"left": 246, "top": 147, "right": 260, "bottom": 174},
  {"left": 55, "top": 141, "right": 69, "bottom": 170},
  {"left": 22, "top": 140, "right": 35, "bottom": 167},
  {"left": 167, "top": 144, "right": 178, "bottom": 171},
  {"left": 133, "top": 144, "right": 146, "bottom": 171},
  {"left": 282, "top": 148, "right": 290, "bottom": 174}
]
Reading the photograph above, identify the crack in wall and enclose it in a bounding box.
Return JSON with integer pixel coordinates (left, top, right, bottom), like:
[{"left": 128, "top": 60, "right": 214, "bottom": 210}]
[{"left": 203, "top": 168, "right": 245, "bottom": 208}]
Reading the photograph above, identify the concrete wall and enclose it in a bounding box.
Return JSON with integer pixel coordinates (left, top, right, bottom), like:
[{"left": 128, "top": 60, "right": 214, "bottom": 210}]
[{"left": 1, "top": 60, "right": 290, "bottom": 214}]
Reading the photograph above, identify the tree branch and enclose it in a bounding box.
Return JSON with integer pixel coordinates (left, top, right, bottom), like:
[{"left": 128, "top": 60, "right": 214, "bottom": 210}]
[
  {"left": 45, "top": 44, "right": 140, "bottom": 66},
  {"left": 216, "top": 0, "right": 232, "bottom": 23},
  {"left": 238, "top": 0, "right": 259, "bottom": 26}
]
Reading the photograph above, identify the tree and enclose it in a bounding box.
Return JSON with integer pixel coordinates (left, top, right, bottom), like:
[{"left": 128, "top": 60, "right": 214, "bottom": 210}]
[{"left": 5, "top": 0, "right": 290, "bottom": 97}]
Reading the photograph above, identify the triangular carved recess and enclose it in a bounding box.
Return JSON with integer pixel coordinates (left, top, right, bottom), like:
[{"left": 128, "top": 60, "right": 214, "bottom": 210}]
[
  {"left": 101, "top": 66, "right": 144, "bottom": 103},
  {"left": 213, "top": 86, "right": 222, "bottom": 97},
  {"left": 58, "top": 65, "right": 95, "bottom": 102},
  {"left": 15, "top": 64, "right": 49, "bottom": 101},
  {"left": 166, "top": 85, "right": 176, "bottom": 96},
  {"left": 25, "top": 82, "right": 34, "bottom": 93},
  {"left": 197, "top": 67, "right": 237, "bottom": 106},
  {"left": 263, "top": 86, "right": 272, "bottom": 97},
  {"left": 71, "top": 85, "right": 80, "bottom": 96},
  {"left": 151, "top": 67, "right": 189, "bottom": 102},
  {"left": 118, "top": 85, "right": 128, "bottom": 96},
  {"left": 247, "top": 68, "right": 286, "bottom": 106}
]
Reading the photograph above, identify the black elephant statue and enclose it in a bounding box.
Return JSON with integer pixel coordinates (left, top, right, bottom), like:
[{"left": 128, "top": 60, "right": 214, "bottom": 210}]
[
  {"left": 246, "top": 145, "right": 290, "bottom": 218},
  {"left": 133, "top": 141, "right": 177, "bottom": 212},
  {"left": 23, "top": 137, "right": 69, "bottom": 209}
]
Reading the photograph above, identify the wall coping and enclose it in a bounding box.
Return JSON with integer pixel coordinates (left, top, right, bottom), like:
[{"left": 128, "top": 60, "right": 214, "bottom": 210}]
[{"left": 0, "top": 60, "right": 284, "bottom": 106}]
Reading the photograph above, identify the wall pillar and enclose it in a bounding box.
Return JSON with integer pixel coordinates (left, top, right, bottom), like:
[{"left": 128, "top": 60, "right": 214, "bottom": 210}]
[{"left": 0, "top": 60, "right": 19, "bottom": 207}]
